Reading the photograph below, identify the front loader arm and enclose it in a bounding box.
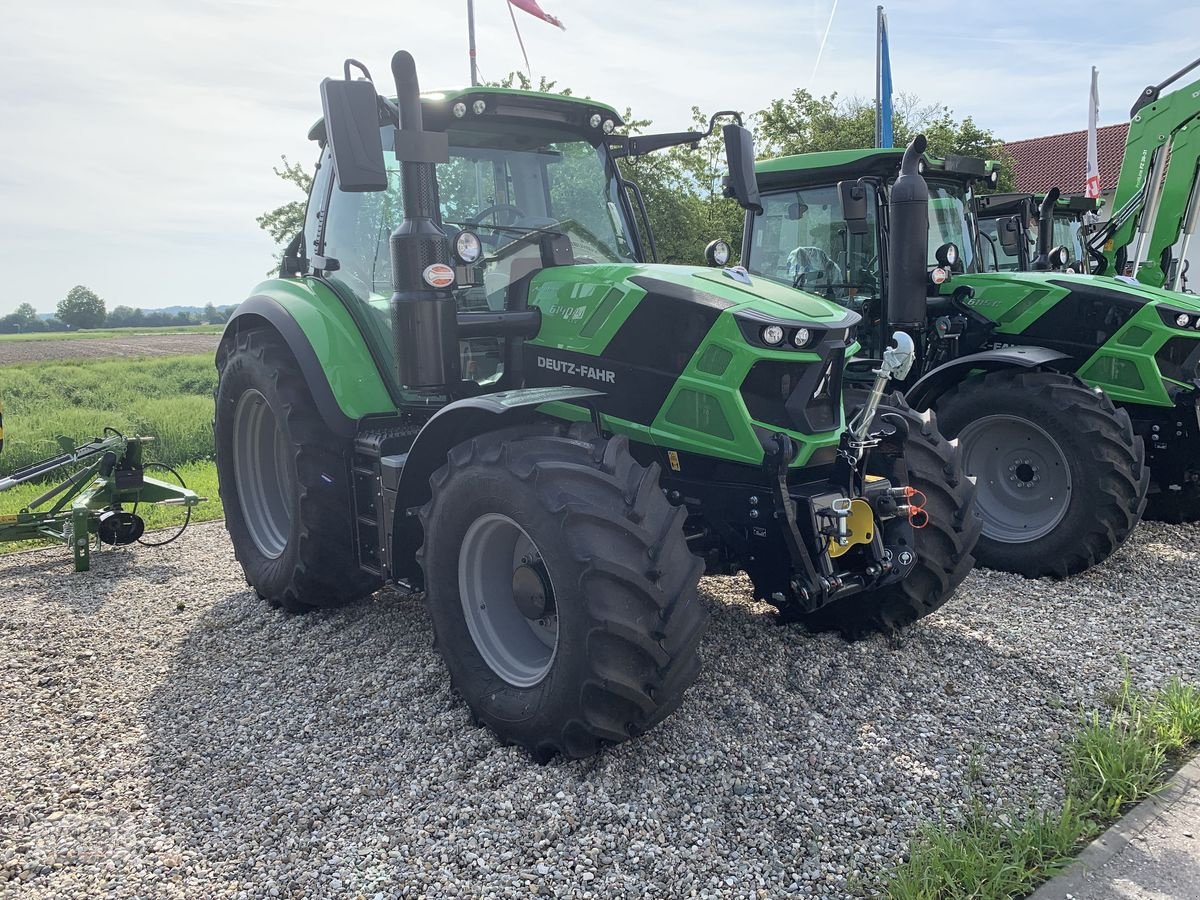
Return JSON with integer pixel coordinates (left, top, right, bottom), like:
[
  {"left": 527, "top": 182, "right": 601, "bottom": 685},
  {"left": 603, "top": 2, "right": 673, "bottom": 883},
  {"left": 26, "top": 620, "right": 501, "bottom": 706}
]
[{"left": 1089, "top": 58, "right": 1200, "bottom": 280}]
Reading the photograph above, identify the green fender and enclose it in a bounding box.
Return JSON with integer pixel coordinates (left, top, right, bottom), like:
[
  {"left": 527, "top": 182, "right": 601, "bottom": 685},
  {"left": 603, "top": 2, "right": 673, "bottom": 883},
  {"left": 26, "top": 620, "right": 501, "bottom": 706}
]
[{"left": 220, "top": 278, "right": 396, "bottom": 438}]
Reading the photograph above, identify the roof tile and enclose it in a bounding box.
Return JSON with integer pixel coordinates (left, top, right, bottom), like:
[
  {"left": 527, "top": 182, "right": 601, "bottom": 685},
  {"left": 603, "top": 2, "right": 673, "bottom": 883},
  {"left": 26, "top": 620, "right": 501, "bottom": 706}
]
[{"left": 1003, "top": 123, "right": 1129, "bottom": 195}]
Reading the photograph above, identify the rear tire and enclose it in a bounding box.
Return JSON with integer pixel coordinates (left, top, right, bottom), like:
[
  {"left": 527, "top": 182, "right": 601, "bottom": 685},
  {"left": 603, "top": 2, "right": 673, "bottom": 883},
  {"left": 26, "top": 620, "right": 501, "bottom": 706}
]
[
  {"left": 417, "top": 423, "right": 707, "bottom": 760},
  {"left": 215, "top": 328, "right": 381, "bottom": 612},
  {"left": 800, "top": 395, "right": 981, "bottom": 639},
  {"left": 934, "top": 370, "right": 1148, "bottom": 578}
]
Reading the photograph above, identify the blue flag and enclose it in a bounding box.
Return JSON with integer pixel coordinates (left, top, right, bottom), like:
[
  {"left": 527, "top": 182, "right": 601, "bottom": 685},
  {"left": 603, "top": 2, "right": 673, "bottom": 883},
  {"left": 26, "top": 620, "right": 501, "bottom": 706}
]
[{"left": 878, "top": 7, "right": 893, "bottom": 148}]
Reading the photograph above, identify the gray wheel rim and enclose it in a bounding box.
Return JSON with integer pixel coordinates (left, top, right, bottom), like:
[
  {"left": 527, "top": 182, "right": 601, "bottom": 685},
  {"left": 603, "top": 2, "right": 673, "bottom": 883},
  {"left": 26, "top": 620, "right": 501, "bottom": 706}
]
[
  {"left": 458, "top": 513, "right": 559, "bottom": 688},
  {"left": 957, "top": 414, "right": 1072, "bottom": 543},
  {"left": 231, "top": 389, "right": 292, "bottom": 559}
]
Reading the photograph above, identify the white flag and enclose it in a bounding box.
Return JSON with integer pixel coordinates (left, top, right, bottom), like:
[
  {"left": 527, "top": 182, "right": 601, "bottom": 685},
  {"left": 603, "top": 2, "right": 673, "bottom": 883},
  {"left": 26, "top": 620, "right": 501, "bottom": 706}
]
[{"left": 1086, "top": 67, "right": 1101, "bottom": 198}]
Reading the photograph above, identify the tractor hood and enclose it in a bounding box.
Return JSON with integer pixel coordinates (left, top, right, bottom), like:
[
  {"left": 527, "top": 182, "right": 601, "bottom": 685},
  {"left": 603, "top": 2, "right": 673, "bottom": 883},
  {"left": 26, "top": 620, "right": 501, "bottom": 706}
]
[{"left": 953, "top": 271, "right": 1200, "bottom": 314}]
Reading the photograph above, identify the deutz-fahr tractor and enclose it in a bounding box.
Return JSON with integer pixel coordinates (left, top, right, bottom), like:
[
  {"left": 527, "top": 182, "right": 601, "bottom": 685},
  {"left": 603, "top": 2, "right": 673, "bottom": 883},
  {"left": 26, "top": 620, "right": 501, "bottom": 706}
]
[
  {"left": 215, "top": 51, "right": 980, "bottom": 759},
  {"left": 975, "top": 190, "right": 1099, "bottom": 274},
  {"left": 742, "top": 138, "right": 1173, "bottom": 576}
]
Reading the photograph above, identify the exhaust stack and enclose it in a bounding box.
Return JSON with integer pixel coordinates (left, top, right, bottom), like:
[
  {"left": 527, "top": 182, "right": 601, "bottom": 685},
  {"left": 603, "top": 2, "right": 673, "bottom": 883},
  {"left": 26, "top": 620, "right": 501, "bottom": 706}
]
[
  {"left": 887, "top": 135, "right": 930, "bottom": 330},
  {"left": 388, "top": 50, "right": 460, "bottom": 395},
  {"left": 1031, "top": 187, "right": 1061, "bottom": 271}
]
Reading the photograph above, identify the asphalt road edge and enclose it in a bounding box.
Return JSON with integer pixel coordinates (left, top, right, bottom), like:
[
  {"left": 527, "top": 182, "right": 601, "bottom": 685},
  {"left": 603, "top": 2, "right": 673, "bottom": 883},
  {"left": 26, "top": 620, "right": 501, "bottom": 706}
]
[{"left": 1026, "top": 753, "right": 1200, "bottom": 899}]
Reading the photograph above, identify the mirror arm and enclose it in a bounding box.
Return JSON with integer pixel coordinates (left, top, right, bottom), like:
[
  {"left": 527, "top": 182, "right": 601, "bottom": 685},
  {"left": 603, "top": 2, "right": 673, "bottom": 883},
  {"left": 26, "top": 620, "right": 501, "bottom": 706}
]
[{"left": 616, "top": 110, "right": 745, "bottom": 158}]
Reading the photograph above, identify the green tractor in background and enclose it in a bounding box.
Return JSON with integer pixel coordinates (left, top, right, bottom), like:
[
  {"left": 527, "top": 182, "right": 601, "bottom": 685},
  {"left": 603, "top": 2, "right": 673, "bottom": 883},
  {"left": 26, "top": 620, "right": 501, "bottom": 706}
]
[
  {"left": 975, "top": 190, "right": 1100, "bottom": 274},
  {"left": 215, "top": 51, "right": 980, "bottom": 759},
  {"left": 743, "top": 138, "right": 1179, "bottom": 576}
]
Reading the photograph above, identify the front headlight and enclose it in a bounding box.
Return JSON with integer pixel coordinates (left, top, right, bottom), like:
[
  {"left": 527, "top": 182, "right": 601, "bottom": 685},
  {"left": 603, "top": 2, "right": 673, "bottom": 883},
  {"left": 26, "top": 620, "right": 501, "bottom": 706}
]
[{"left": 761, "top": 324, "right": 785, "bottom": 346}]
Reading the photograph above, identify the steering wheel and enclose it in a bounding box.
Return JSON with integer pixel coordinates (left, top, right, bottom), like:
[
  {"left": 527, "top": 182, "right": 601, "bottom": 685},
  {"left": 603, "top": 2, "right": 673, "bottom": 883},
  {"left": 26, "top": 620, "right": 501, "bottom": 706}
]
[{"left": 468, "top": 204, "right": 528, "bottom": 228}]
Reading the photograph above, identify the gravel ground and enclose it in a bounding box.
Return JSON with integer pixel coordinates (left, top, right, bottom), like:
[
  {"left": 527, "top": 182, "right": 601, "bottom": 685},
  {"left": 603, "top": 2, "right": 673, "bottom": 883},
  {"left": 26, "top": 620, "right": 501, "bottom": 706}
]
[
  {"left": 1, "top": 521, "right": 1198, "bottom": 899},
  {"left": 0, "top": 334, "right": 219, "bottom": 365}
]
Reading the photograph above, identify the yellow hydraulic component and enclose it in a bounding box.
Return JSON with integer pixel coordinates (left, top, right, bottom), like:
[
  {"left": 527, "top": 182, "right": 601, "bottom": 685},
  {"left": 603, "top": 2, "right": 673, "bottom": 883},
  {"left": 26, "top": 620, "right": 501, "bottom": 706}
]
[{"left": 827, "top": 498, "right": 875, "bottom": 558}]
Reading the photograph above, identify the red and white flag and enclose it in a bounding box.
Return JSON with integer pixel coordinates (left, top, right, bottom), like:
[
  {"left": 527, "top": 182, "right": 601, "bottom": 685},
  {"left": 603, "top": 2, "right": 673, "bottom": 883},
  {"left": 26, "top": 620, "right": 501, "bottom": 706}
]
[
  {"left": 1086, "top": 66, "right": 1101, "bottom": 198},
  {"left": 508, "top": 0, "right": 566, "bottom": 30}
]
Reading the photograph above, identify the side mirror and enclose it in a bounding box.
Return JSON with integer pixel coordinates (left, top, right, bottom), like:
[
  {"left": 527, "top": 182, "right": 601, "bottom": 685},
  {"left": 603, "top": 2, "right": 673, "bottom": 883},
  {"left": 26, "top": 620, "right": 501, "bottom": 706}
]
[
  {"left": 319, "top": 77, "right": 388, "bottom": 192},
  {"left": 839, "top": 180, "right": 869, "bottom": 235},
  {"left": 999, "top": 215, "right": 1022, "bottom": 256},
  {"left": 722, "top": 124, "right": 761, "bottom": 214}
]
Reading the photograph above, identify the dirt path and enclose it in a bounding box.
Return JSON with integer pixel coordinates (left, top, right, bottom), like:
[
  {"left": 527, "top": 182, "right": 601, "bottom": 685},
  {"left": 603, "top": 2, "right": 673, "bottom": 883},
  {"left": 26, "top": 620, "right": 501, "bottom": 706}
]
[{"left": 0, "top": 333, "right": 220, "bottom": 365}]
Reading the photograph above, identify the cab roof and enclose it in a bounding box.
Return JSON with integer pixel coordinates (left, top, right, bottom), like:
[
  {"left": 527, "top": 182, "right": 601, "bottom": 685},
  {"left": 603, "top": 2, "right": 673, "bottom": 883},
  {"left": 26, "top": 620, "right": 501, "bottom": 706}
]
[
  {"left": 307, "top": 86, "right": 622, "bottom": 143},
  {"left": 755, "top": 147, "right": 1001, "bottom": 191}
]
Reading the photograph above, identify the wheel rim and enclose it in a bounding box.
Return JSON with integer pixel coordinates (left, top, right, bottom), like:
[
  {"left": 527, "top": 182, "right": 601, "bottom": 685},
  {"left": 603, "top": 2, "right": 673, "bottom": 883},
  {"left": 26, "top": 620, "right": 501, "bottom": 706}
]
[
  {"left": 231, "top": 389, "right": 292, "bottom": 559},
  {"left": 458, "top": 513, "right": 559, "bottom": 688},
  {"left": 957, "top": 414, "right": 1072, "bottom": 543}
]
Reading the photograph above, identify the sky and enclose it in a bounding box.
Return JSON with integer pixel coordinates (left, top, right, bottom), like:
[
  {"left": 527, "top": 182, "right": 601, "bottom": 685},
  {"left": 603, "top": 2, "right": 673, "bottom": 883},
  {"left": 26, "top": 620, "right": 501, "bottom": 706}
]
[{"left": 1, "top": 0, "right": 1196, "bottom": 316}]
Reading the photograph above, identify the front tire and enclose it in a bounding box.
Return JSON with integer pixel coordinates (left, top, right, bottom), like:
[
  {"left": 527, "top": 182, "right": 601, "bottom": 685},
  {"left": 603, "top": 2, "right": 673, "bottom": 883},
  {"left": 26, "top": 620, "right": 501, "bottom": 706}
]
[
  {"left": 417, "top": 423, "right": 707, "bottom": 760},
  {"left": 215, "top": 328, "right": 381, "bottom": 612},
  {"left": 800, "top": 395, "right": 982, "bottom": 638},
  {"left": 934, "top": 370, "right": 1148, "bottom": 578}
]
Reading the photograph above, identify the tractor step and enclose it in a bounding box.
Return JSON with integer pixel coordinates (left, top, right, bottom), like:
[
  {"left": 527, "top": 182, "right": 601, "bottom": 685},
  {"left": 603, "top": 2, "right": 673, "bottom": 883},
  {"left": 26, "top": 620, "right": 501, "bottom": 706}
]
[{"left": 352, "top": 423, "right": 422, "bottom": 581}]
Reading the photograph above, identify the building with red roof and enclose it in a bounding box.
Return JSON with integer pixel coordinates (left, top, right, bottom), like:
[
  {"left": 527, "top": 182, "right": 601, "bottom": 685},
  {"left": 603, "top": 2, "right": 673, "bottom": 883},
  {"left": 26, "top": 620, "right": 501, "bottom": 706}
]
[{"left": 1003, "top": 123, "right": 1129, "bottom": 196}]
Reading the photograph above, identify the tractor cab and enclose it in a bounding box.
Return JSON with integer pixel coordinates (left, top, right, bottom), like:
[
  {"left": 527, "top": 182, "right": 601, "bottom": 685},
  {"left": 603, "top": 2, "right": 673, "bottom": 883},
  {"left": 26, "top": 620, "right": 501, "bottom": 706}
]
[
  {"left": 747, "top": 148, "right": 991, "bottom": 364},
  {"left": 974, "top": 192, "right": 1099, "bottom": 273},
  {"left": 299, "top": 87, "right": 646, "bottom": 394}
]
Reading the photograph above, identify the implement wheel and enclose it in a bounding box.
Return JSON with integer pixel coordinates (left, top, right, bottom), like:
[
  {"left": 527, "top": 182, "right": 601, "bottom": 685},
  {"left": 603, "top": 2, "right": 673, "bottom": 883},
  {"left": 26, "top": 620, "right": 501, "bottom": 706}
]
[
  {"left": 801, "top": 395, "right": 981, "bottom": 639},
  {"left": 215, "top": 328, "right": 381, "bottom": 612},
  {"left": 934, "top": 370, "right": 1148, "bottom": 578},
  {"left": 418, "top": 423, "right": 706, "bottom": 760}
]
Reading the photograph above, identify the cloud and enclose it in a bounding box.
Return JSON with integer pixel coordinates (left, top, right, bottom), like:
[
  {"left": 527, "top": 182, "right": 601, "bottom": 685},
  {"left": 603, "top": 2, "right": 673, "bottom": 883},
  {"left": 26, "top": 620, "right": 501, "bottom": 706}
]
[{"left": 0, "top": 0, "right": 1195, "bottom": 315}]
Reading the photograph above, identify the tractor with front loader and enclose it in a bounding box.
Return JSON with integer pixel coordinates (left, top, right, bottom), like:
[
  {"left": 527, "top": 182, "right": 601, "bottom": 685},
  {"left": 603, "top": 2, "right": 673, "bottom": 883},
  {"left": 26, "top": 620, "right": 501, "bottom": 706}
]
[
  {"left": 215, "top": 51, "right": 981, "bottom": 759},
  {"left": 1084, "top": 55, "right": 1200, "bottom": 291}
]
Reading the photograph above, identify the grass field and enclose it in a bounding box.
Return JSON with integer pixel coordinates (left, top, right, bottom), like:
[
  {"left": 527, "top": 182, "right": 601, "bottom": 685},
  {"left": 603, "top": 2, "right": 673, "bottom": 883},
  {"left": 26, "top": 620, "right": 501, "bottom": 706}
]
[
  {"left": 0, "top": 324, "right": 223, "bottom": 342},
  {"left": 0, "top": 354, "right": 222, "bottom": 553}
]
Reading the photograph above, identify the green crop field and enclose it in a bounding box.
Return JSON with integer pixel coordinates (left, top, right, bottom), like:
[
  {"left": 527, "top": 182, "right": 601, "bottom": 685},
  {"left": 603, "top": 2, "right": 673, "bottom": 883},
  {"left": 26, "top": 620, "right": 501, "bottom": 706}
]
[
  {"left": 0, "top": 354, "right": 223, "bottom": 553},
  {"left": 0, "top": 324, "right": 223, "bottom": 342}
]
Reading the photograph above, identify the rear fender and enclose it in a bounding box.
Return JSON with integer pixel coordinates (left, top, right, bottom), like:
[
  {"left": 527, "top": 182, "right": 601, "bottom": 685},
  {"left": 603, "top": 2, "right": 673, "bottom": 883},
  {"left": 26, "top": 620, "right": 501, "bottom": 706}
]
[
  {"left": 905, "top": 346, "right": 1073, "bottom": 409},
  {"left": 219, "top": 283, "right": 395, "bottom": 439}
]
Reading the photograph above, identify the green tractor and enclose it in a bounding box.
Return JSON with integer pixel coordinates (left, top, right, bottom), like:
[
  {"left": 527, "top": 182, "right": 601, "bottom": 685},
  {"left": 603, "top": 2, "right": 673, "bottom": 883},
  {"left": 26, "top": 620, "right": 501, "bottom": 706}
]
[
  {"left": 743, "top": 137, "right": 1178, "bottom": 575},
  {"left": 975, "top": 190, "right": 1099, "bottom": 274},
  {"left": 215, "top": 52, "right": 980, "bottom": 758}
]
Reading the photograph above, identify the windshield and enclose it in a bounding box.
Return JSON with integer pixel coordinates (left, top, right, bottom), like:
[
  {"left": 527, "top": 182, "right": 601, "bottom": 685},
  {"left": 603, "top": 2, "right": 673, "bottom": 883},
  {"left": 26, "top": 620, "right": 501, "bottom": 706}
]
[
  {"left": 977, "top": 215, "right": 1025, "bottom": 271},
  {"left": 927, "top": 182, "right": 976, "bottom": 271},
  {"left": 436, "top": 122, "right": 639, "bottom": 309},
  {"left": 976, "top": 209, "right": 1086, "bottom": 272},
  {"left": 746, "top": 184, "right": 882, "bottom": 313}
]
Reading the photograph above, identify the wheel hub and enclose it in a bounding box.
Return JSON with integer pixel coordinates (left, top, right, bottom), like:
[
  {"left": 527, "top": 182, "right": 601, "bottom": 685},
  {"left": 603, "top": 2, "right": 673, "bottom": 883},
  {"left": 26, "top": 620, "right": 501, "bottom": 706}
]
[
  {"left": 957, "top": 414, "right": 1073, "bottom": 543},
  {"left": 512, "top": 562, "right": 552, "bottom": 619},
  {"left": 458, "top": 513, "right": 559, "bottom": 688}
]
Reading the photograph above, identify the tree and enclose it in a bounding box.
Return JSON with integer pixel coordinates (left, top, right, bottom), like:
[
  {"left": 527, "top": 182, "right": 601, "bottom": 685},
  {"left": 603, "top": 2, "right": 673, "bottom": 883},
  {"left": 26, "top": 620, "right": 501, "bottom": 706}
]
[
  {"left": 0, "top": 303, "right": 44, "bottom": 334},
  {"left": 57, "top": 285, "right": 106, "bottom": 330},
  {"left": 256, "top": 155, "right": 313, "bottom": 248},
  {"left": 755, "top": 90, "right": 1014, "bottom": 190}
]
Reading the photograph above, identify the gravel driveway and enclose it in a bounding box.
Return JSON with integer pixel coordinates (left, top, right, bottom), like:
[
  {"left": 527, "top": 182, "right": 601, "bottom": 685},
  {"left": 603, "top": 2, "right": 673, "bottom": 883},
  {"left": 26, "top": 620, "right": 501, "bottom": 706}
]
[{"left": 1, "top": 522, "right": 1197, "bottom": 898}]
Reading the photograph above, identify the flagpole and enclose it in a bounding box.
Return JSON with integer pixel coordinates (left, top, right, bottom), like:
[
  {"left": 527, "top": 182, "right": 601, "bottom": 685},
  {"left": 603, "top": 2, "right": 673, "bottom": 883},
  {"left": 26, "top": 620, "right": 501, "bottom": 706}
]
[
  {"left": 875, "top": 5, "right": 883, "bottom": 147},
  {"left": 467, "top": 0, "right": 479, "bottom": 86}
]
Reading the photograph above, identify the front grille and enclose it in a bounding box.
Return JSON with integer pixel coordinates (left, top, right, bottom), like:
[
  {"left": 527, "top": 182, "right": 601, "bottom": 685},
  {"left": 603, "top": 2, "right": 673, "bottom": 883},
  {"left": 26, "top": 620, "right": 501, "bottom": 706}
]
[
  {"left": 1156, "top": 336, "right": 1200, "bottom": 384},
  {"left": 741, "top": 348, "right": 845, "bottom": 435}
]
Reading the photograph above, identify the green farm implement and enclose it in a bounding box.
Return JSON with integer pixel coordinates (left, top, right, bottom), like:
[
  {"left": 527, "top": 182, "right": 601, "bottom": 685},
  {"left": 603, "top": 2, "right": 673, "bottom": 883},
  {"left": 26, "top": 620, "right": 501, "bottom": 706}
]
[{"left": 0, "top": 428, "right": 204, "bottom": 571}]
